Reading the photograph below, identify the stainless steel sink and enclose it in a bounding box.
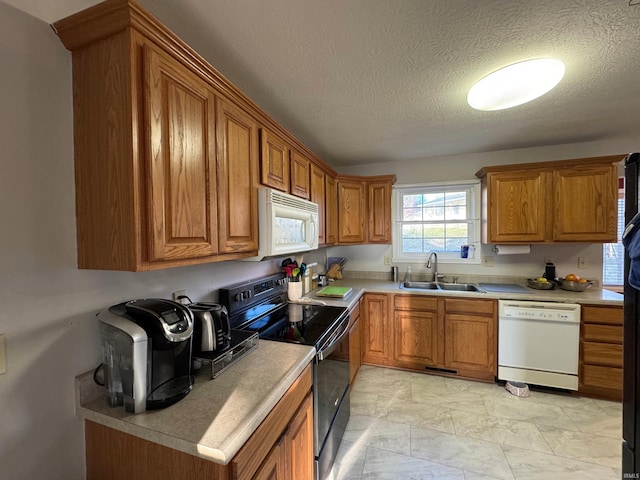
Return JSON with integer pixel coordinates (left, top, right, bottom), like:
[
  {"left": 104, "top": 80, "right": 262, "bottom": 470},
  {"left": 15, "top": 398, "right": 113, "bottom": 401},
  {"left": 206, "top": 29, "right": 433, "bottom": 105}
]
[
  {"left": 437, "top": 283, "right": 482, "bottom": 292},
  {"left": 403, "top": 281, "right": 439, "bottom": 289},
  {"left": 402, "top": 281, "right": 484, "bottom": 292}
]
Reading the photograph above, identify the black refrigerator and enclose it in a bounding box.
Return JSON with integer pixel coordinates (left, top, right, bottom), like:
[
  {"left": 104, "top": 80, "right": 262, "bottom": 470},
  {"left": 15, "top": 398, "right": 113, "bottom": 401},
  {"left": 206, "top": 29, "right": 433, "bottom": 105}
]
[{"left": 623, "top": 151, "right": 640, "bottom": 476}]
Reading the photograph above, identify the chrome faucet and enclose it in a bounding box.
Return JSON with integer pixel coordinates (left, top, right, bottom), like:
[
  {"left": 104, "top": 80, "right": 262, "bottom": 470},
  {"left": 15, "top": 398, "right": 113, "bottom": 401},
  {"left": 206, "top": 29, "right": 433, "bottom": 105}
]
[{"left": 426, "top": 252, "right": 438, "bottom": 282}]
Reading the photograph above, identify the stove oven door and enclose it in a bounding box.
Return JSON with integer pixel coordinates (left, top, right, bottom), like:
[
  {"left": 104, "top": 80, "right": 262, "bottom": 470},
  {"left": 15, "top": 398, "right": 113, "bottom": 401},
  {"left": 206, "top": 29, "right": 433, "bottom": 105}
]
[{"left": 313, "top": 313, "right": 351, "bottom": 480}]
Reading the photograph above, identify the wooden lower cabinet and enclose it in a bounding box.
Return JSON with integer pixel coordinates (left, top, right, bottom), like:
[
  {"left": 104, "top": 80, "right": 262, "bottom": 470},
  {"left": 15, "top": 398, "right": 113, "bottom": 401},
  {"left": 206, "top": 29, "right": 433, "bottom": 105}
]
[
  {"left": 361, "top": 293, "right": 392, "bottom": 364},
  {"left": 363, "top": 293, "right": 497, "bottom": 382},
  {"left": 85, "top": 367, "right": 313, "bottom": 480},
  {"left": 579, "top": 304, "right": 623, "bottom": 400}
]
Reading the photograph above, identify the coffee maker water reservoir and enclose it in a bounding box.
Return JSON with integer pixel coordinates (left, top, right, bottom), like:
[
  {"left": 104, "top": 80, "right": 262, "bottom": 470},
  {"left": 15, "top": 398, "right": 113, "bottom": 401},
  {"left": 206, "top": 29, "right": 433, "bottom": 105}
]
[{"left": 98, "top": 298, "right": 194, "bottom": 413}]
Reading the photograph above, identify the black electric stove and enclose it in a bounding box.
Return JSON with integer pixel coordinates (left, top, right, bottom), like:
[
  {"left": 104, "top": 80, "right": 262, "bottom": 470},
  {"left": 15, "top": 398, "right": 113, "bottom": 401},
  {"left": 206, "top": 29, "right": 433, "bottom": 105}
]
[{"left": 219, "top": 273, "right": 351, "bottom": 480}]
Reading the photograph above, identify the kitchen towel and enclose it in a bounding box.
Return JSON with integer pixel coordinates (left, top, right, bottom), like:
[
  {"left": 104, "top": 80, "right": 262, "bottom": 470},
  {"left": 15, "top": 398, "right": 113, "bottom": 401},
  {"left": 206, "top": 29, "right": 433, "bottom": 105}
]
[{"left": 492, "top": 245, "right": 531, "bottom": 255}]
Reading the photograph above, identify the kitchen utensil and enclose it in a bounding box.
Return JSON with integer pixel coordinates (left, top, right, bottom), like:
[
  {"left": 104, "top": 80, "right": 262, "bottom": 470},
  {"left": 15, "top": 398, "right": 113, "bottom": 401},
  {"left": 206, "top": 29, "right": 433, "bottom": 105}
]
[
  {"left": 527, "top": 278, "right": 555, "bottom": 290},
  {"left": 556, "top": 278, "right": 594, "bottom": 292}
]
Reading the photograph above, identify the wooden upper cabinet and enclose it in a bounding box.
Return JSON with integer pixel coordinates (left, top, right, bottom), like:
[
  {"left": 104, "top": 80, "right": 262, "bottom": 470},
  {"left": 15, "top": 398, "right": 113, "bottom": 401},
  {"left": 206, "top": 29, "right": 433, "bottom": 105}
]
[
  {"left": 337, "top": 179, "right": 367, "bottom": 243},
  {"left": 216, "top": 98, "right": 259, "bottom": 254},
  {"left": 260, "top": 128, "right": 290, "bottom": 192},
  {"left": 486, "top": 169, "right": 547, "bottom": 243},
  {"left": 144, "top": 44, "right": 219, "bottom": 262},
  {"left": 552, "top": 164, "right": 617, "bottom": 241},
  {"left": 368, "top": 180, "right": 393, "bottom": 243},
  {"left": 325, "top": 175, "right": 338, "bottom": 245},
  {"left": 290, "top": 149, "right": 311, "bottom": 199},
  {"left": 476, "top": 155, "right": 621, "bottom": 244},
  {"left": 310, "top": 164, "right": 326, "bottom": 244}
]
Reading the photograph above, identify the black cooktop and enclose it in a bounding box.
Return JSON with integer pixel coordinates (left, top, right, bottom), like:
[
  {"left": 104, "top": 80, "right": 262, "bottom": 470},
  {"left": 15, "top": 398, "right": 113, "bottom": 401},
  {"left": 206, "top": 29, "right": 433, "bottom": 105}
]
[{"left": 244, "top": 302, "right": 347, "bottom": 348}]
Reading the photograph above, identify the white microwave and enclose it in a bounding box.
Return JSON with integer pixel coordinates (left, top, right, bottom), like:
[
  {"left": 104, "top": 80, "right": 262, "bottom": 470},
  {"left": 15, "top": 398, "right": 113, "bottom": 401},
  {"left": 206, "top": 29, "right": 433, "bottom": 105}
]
[{"left": 245, "top": 187, "right": 319, "bottom": 261}]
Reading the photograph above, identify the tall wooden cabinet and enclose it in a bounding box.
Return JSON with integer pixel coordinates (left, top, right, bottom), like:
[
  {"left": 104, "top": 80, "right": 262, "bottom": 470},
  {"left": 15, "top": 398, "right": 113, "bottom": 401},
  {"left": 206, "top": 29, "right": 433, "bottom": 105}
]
[
  {"left": 54, "top": 0, "right": 260, "bottom": 270},
  {"left": 476, "top": 155, "right": 621, "bottom": 244}
]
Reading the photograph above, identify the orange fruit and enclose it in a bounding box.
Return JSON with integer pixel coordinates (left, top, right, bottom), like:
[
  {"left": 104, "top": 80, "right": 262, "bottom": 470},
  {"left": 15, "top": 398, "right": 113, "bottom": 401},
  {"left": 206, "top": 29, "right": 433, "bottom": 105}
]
[
  {"left": 565, "top": 273, "right": 580, "bottom": 282},
  {"left": 578, "top": 278, "right": 588, "bottom": 283}
]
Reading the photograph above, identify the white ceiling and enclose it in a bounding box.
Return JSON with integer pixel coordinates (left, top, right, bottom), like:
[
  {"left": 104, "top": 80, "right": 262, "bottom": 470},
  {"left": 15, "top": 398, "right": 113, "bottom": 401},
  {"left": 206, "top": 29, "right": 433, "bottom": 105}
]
[{"left": 6, "top": 0, "right": 640, "bottom": 167}]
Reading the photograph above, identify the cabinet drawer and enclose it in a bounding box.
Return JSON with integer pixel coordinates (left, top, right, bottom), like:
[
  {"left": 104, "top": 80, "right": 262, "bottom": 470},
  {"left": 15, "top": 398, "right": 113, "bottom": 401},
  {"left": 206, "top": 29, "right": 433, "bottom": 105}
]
[
  {"left": 582, "top": 341, "right": 623, "bottom": 367},
  {"left": 445, "top": 298, "right": 495, "bottom": 316},
  {"left": 394, "top": 295, "right": 438, "bottom": 311},
  {"left": 581, "top": 364, "right": 623, "bottom": 391},
  {"left": 582, "top": 324, "right": 623, "bottom": 344},
  {"left": 582, "top": 306, "right": 622, "bottom": 326}
]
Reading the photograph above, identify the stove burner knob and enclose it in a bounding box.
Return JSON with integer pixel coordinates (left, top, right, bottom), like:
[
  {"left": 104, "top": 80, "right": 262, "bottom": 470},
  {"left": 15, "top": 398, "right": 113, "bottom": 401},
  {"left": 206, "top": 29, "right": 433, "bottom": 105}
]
[
  {"left": 244, "top": 290, "right": 252, "bottom": 299},
  {"left": 234, "top": 292, "right": 244, "bottom": 302}
]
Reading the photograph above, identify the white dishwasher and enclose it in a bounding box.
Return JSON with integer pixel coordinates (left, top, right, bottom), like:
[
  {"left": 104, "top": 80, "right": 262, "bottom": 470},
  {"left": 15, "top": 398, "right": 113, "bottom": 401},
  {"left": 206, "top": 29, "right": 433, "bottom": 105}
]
[{"left": 498, "top": 300, "right": 581, "bottom": 390}]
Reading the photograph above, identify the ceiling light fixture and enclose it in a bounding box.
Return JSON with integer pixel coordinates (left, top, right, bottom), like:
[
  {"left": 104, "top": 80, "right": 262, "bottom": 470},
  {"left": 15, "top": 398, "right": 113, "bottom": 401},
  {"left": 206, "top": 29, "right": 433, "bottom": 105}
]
[{"left": 467, "top": 58, "right": 565, "bottom": 111}]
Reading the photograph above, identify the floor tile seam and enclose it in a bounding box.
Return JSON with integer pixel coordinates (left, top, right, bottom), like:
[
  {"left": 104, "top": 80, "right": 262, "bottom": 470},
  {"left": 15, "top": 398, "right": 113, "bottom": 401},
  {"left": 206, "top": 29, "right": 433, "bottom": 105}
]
[
  {"left": 406, "top": 425, "right": 471, "bottom": 477},
  {"left": 535, "top": 421, "right": 624, "bottom": 443},
  {"left": 536, "top": 430, "right": 622, "bottom": 467}
]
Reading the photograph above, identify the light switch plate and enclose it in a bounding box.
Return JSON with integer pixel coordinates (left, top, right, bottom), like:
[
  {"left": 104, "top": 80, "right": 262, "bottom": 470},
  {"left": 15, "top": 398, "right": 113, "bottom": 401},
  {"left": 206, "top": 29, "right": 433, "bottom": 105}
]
[{"left": 0, "top": 334, "right": 6, "bottom": 375}]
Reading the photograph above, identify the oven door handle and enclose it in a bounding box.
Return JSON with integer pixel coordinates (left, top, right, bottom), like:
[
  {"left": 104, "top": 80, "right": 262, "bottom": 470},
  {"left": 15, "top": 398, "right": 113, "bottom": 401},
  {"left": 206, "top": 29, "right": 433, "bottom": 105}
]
[{"left": 317, "top": 313, "right": 350, "bottom": 361}]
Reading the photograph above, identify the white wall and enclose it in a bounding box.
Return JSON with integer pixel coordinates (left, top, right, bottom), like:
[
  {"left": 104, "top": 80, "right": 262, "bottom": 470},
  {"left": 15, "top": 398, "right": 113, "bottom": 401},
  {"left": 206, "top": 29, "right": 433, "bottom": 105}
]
[{"left": 334, "top": 138, "right": 638, "bottom": 282}]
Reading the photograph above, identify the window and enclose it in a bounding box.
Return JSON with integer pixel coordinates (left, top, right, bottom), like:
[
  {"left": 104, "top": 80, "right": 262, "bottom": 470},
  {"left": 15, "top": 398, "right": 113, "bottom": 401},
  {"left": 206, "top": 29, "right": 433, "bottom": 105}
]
[
  {"left": 602, "top": 179, "right": 625, "bottom": 285},
  {"left": 393, "top": 181, "right": 481, "bottom": 263}
]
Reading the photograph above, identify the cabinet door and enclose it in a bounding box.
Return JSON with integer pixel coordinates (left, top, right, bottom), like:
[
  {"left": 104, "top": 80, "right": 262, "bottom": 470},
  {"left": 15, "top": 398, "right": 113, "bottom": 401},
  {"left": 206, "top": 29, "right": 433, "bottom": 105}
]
[
  {"left": 552, "top": 164, "right": 617, "bottom": 242},
  {"left": 284, "top": 394, "right": 314, "bottom": 480},
  {"left": 362, "top": 294, "right": 390, "bottom": 364},
  {"left": 260, "top": 128, "right": 290, "bottom": 192},
  {"left": 338, "top": 179, "right": 366, "bottom": 243},
  {"left": 444, "top": 313, "right": 496, "bottom": 374},
  {"left": 325, "top": 175, "right": 338, "bottom": 245},
  {"left": 216, "top": 99, "right": 259, "bottom": 253},
  {"left": 144, "top": 44, "right": 218, "bottom": 262},
  {"left": 290, "top": 149, "right": 311, "bottom": 199},
  {"left": 253, "top": 438, "right": 286, "bottom": 480},
  {"left": 394, "top": 310, "right": 439, "bottom": 366},
  {"left": 487, "top": 170, "right": 547, "bottom": 243},
  {"left": 310, "top": 164, "right": 326, "bottom": 244},
  {"left": 368, "top": 180, "right": 392, "bottom": 243}
]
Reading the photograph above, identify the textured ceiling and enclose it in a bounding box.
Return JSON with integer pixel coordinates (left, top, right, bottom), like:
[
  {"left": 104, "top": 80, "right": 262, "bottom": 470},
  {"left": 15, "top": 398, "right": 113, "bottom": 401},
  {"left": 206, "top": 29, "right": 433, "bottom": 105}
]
[{"left": 6, "top": 0, "right": 640, "bottom": 166}]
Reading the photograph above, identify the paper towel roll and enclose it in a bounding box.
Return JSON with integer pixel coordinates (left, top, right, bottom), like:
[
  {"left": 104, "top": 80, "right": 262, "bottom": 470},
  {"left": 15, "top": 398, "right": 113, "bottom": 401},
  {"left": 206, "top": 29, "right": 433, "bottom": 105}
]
[{"left": 492, "top": 244, "right": 531, "bottom": 255}]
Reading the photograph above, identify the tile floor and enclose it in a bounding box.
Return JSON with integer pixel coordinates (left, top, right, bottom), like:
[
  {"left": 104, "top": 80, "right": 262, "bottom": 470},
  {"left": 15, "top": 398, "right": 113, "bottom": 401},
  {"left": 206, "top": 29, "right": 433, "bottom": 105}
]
[{"left": 328, "top": 365, "right": 622, "bottom": 480}]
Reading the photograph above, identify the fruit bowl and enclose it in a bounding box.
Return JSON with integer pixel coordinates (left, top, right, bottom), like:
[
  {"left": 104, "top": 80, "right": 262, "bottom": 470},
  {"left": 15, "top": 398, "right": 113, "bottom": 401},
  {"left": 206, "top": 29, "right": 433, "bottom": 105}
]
[
  {"left": 556, "top": 278, "right": 594, "bottom": 292},
  {"left": 527, "top": 278, "right": 555, "bottom": 290}
]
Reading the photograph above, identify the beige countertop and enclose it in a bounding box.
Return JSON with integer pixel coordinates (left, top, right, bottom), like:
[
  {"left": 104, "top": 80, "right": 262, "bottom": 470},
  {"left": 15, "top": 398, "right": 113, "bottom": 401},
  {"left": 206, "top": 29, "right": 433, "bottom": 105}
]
[
  {"left": 75, "top": 340, "right": 315, "bottom": 465},
  {"left": 306, "top": 277, "right": 623, "bottom": 306}
]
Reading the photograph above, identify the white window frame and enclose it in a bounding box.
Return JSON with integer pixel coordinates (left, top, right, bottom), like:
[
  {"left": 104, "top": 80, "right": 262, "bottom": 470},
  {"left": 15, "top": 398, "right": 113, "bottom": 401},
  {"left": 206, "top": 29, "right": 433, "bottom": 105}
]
[{"left": 392, "top": 180, "right": 481, "bottom": 264}]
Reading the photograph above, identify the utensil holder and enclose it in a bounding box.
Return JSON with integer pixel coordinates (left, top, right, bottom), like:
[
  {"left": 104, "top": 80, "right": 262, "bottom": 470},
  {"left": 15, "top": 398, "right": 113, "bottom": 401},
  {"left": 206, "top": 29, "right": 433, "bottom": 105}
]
[{"left": 287, "top": 282, "right": 302, "bottom": 301}]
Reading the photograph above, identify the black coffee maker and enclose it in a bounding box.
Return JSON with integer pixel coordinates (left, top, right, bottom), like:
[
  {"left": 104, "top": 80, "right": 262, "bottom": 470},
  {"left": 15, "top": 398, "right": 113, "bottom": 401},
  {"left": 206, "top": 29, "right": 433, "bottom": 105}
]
[{"left": 98, "top": 298, "right": 194, "bottom": 413}]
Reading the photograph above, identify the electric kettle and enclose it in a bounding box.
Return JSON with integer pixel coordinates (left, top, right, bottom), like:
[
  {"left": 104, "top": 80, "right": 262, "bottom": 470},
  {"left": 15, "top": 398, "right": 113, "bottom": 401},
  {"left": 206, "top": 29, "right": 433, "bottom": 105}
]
[{"left": 185, "top": 301, "right": 231, "bottom": 354}]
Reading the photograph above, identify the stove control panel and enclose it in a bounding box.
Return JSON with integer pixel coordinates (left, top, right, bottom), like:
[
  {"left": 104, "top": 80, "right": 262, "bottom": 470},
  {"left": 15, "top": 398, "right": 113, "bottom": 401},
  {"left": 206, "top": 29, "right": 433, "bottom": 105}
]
[{"left": 219, "top": 273, "right": 287, "bottom": 314}]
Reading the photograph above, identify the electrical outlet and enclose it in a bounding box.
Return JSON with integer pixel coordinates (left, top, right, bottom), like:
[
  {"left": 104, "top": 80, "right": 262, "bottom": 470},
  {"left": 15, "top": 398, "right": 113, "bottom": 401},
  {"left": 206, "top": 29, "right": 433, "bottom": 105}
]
[
  {"left": 172, "top": 290, "right": 186, "bottom": 303},
  {"left": 0, "top": 334, "right": 6, "bottom": 375},
  {"left": 482, "top": 256, "right": 495, "bottom": 267},
  {"left": 578, "top": 257, "right": 588, "bottom": 269},
  {"left": 384, "top": 256, "right": 392, "bottom": 265}
]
